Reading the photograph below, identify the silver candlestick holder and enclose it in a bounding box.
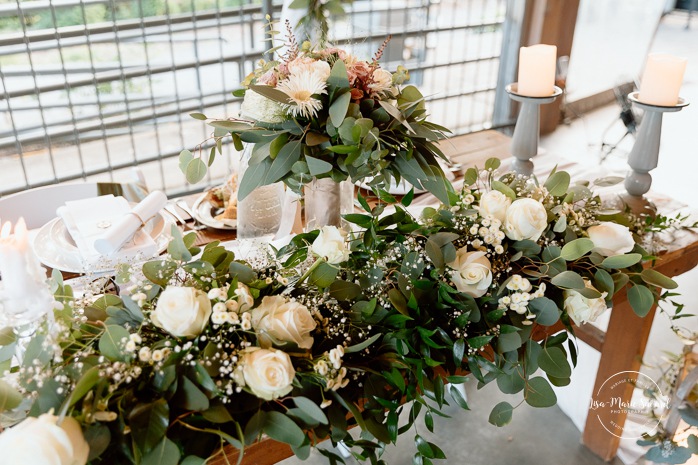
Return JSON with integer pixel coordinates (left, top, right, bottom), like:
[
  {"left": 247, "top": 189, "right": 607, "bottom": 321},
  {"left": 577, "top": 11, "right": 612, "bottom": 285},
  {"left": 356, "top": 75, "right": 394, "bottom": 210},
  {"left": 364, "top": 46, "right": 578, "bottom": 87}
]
[
  {"left": 623, "top": 92, "right": 689, "bottom": 213},
  {"left": 506, "top": 83, "right": 563, "bottom": 176}
]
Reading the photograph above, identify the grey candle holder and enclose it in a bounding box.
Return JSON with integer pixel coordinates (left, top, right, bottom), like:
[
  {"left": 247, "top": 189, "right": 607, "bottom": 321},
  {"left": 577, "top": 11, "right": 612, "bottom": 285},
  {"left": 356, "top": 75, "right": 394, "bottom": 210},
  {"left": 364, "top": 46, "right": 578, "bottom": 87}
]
[
  {"left": 624, "top": 92, "right": 689, "bottom": 198},
  {"left": 506, "top": 83, "right": 563, "bottom": 176}
]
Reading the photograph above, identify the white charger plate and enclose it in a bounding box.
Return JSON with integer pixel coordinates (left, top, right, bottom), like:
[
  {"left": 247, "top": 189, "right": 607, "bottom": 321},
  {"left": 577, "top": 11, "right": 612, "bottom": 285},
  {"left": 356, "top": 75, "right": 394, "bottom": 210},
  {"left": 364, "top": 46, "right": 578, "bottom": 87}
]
[
  {"left": 33, "top": 212, "right": 173, "bottom": 274},
  {"left": 192, "top": 190, "right": 237, "bottom": 230}
]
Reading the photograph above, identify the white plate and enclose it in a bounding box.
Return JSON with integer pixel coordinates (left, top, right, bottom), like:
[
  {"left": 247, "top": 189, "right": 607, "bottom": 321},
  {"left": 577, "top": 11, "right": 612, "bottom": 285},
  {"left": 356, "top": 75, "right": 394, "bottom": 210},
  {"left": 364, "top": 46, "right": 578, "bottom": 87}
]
[
  {"left": 33, "top": 212, "right": 173, "bottom": 274},
  {"left": 192, "top": 190, "right": 237, "bottom": 230}
]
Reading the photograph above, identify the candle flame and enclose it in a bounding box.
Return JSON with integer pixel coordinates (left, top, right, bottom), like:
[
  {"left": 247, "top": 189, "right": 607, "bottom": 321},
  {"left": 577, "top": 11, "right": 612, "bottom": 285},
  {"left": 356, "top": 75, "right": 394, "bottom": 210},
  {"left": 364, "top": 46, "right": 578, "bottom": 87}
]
[
  {"left": 0, "top": 221, "right": 11, "bottom": 239},
  {"left": 14, "top": 218, "right": 28, "bottom": 246}
]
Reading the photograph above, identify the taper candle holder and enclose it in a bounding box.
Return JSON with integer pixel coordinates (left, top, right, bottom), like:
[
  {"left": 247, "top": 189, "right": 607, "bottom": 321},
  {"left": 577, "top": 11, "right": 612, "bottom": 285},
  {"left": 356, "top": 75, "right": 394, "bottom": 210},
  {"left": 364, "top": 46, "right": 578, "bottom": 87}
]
[
  {"left": 506, "top": 83, "right": 563, "bottom": 176},
  {"left": 623, "top": 92, "right": 689, "bottom": 206}
]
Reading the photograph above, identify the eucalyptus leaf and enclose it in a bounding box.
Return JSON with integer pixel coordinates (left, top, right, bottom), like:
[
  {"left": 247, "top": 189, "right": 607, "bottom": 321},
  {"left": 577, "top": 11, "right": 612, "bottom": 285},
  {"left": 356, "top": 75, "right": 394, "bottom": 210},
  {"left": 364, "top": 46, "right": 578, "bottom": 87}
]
[
  {"left": 129, "top": 399, "right": 170, "bottom": 456},
  {"left": 560, "top": 238, "right": 595, "bottom": 261},
  {"left": 601, "top": 253, "right": 643, "bottom": 269},
  {"left": 491, "top": 180, "right": 516, "bottom": 200},
  {"left": 544, "top": 171, "right": 571, "bottom": 197},
  {"left": 528, "top": 297, "right": 560, "bottom": 326},
  {"left": 249, "top": 85, "right": 292, "bottom": 104},
  {"left": 640, "top": 269, "right": 678, "bottom": 290},
  {"left": 310, "top": 262, "right": 339, "bottom": 288},
  {"left": 329, "top": 280, "right": 362, "bottom": 301},
  {"left": 98, "top": 325, "right": 130, "bottom": 362},
  {"left": 538, "top": 347, "right": 572, "bottom": 378},
  {"left": 263, "top": 411, "right": 306, "bottom": 447},
  {"left": 185, "top": 158, "right": 207, "bottom": 184},
  {"left": 0, "top": 379, "right": 22, "bottom": 412},
  {"left": 524, "top": 376, "right": 557, "bottom": 408},
  {"left": 628, "top": 284, "right": 655, "bottom": 317},
  {"left": 265, "top": 141, "right": 301, "bottom": 184},
  {"left": 550, "top": 271, "right": 586, "bottom": 290},
  {"left": 141, "top": 437, "right": 180, "bottom": 465},
  {"left": 306, "top": 156, "right": 334, "bottom": 176},
  {"left": 488, "top": 401, "right": 514, "bottom": 426},
  {"left": 294, "top": 397, "right": 329, "bottom": 425},
  {"left": 329, "top": 91, "right": 351, "bottom": 127}
]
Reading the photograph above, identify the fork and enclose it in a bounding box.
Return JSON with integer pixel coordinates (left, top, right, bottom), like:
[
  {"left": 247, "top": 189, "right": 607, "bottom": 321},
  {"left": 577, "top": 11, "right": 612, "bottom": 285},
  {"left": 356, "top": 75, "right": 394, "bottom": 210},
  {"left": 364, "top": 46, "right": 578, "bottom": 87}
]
[{"left": 164, "top": 203, "right": 205, "bottom": 230}]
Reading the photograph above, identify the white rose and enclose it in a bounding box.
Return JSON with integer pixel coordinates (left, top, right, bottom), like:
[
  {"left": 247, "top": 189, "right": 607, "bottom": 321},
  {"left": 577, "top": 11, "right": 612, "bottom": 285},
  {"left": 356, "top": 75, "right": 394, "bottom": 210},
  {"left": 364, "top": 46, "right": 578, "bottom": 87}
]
[
  {"left": 151, "top": 286, "right": 212, "bottom": 338},
  {"left": 241, "top": 347, "right": 295, "bottom": 401},
  {"left": 368, "top": 68, "right": 393, "bottom": 94},
  {"left": 240, "top": 88, "right": 286, "bottom": 123},
  {"left": 251, "top": 295, "right": 317, "bottom": 349},
  {"left": 448, "top": 248, "right": 493, "bottom": 298},
  {"left": 0, "top": 413, "right": 89, "bottom": 465},
  {"left": 311, "top": 226, "right": 350, "bottom": 264},
  {"left": 504, "top": 198, "right": 549, "bottom": 241},
  {"left": 587, "top": 222, "right": 635, "bottom": 257},
  {"left": 311, "top": 60, "right": 331, "bottom": 81},
  {"left": 479, "top": 190, "right": 512, "bottom": 223},
  {"left": 563, "top": 280, "right": 609, "bottom": 325}
]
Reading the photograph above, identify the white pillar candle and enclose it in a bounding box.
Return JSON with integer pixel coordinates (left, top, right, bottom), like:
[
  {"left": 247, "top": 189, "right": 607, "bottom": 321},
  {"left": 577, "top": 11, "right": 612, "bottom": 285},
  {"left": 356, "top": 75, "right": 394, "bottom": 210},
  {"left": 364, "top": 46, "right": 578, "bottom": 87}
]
[
  {"left": 517, "top": 44, "right": 557, "bottom": 97},
  {"left": 0, "top": 218, "right": 52, "bottom": 323},
  {"left": 638, "top": 53, "right": 687, "bottom": 106}
]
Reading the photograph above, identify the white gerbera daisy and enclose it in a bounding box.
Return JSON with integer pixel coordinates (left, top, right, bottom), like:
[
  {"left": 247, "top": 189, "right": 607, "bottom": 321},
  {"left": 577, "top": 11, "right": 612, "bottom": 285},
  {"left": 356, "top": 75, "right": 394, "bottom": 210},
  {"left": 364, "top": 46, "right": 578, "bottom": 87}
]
[{"left": 276, "top": 70, "right": 327, "bottom": 119}]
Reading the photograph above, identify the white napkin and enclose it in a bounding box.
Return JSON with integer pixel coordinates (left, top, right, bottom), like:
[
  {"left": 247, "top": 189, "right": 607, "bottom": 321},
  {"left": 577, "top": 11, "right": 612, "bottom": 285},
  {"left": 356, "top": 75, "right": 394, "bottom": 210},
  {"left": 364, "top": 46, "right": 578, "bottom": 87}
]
[
  {"left": 93, "top": 191, "right": 167, "bottom": 256},
  {"left": 57, "top": 195, "right": 157, "bottom": 265}
]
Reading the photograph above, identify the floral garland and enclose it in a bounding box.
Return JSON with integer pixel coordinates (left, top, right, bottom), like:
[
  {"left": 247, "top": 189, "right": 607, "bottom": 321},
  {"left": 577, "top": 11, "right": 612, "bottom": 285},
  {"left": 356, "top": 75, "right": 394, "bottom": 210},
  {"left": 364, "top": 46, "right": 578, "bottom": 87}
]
[{"left": 0, "top": 160, "right": 681, "bottom": 465}]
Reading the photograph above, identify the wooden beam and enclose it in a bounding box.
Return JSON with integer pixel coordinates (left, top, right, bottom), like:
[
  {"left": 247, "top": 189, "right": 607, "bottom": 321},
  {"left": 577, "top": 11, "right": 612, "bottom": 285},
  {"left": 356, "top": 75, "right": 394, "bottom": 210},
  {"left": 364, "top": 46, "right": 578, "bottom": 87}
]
[
  {"left": 521, "top": 0, "right": 580, "bottom": 134},
  {"left": 581, "top": 288, "right": 657, "bottom": 460}
]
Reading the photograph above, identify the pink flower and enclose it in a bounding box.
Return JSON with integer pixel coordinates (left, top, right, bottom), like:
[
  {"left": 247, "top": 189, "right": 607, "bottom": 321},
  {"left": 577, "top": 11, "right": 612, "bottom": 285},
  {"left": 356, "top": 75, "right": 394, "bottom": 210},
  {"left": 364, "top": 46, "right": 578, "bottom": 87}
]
[
  {"left": 258, "top": 70, "right": 278, "bottom": 87},
  {"left": 347, "top": 61, "right": 371, "bottom": 85}
]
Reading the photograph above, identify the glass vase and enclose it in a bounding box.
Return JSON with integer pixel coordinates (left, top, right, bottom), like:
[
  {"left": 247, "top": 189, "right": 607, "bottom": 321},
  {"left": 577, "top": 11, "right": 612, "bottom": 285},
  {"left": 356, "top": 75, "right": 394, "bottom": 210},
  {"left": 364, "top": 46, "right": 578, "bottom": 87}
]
[
  {"left": 303, "top": 178, "right": 354, "bottom": 232},
  {"left": 236, "top": 144, "right": 284, "bottom": 240}
]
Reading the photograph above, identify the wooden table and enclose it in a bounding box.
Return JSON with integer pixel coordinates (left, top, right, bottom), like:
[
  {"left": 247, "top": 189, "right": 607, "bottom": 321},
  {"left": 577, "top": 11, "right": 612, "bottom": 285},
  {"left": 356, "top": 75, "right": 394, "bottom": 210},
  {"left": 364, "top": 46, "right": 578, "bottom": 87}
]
[{"left": 177, "top": 130, "right": 698, "bottom": 463}]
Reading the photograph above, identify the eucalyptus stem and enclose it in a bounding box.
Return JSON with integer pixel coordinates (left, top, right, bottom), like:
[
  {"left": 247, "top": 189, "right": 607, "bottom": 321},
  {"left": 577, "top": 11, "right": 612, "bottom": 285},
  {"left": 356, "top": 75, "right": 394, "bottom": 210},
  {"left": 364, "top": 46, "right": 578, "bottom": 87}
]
[{"left": 297, "top": 257, "right": 326, "bottom": 285}]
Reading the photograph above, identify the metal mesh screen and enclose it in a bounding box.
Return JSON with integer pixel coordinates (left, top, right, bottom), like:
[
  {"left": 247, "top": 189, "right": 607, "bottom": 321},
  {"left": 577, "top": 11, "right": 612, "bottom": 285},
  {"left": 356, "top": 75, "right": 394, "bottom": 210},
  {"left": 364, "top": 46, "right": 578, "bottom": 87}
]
[{"left": 0, "top": 0, "right": 509, "bottom": 197}]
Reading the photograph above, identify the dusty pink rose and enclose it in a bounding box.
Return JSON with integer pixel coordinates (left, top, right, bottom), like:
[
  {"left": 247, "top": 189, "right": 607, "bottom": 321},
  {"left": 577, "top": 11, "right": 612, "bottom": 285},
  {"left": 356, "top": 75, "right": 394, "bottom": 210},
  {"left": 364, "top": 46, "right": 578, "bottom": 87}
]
[
  {"left": 257, "top": 70, "right": 277, "bottom": 87},
  {"left": 347, "top": 61, "right": 372, "bottom": 85}
]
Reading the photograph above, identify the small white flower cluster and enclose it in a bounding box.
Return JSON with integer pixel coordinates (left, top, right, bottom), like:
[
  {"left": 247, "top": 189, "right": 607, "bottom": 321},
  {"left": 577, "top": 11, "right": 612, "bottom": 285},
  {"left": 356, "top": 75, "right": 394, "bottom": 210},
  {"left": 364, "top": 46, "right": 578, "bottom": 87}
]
[
  {"left": 137, "top": 346, "right": 171, "bottom": 364},
  {"left": 124, "top": 333, "right": 142, "bottom": 353},
  {"left": 450, "top": 188, "right": 476, "bottom": 212},
  {"left": 497, "top": 275, "right": 546, "bottom": 324},
  {"left": 314, "top": 345, "right": 349, "bottom": 391},
  {"left": 468, "top": 216, "right": 507, "bottom": 255},
  {"left": 208, "top": 283, "right": 255, "bottom": 329},
  {"left": 528, "top": 185, "right": 550, "bottom": 202},
  {"left": 98, "top": 360, "right": 143, "bottom": 392}
]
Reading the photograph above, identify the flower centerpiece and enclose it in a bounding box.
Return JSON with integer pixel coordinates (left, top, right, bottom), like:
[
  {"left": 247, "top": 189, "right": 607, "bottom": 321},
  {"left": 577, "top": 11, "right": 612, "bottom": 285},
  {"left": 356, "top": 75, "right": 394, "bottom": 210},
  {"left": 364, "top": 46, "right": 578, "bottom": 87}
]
[
  {"left": 0, "top": 161, "right": 684, "bottom": 464},
  {"left": 180, "top": 24, "right": 453, "bottom": 228}
]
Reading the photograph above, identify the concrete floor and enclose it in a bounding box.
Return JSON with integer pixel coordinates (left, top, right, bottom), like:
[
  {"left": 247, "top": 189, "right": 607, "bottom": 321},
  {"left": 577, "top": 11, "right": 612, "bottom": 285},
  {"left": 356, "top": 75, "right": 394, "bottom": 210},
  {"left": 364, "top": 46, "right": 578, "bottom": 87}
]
[
  {"left": 280, "top": 379, "right": 624, "bottom": 465},
  {"left": 282, "top": 10, "right": 698, "bottom": 465}
]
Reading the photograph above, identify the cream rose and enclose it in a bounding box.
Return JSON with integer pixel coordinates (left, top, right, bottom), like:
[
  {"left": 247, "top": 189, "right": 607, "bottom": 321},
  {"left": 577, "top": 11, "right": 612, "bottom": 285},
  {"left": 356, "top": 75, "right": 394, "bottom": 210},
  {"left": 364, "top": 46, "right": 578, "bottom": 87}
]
[
  {"left": 0, "top": 413, "right": 89, "bottom": 465},
  {"left": 479, "top": 190, "right": 512, "bottom": 223},
  {"left": 251, "top": 295, "right": 316, "bottom": 349},
  {"left": 448, "top": 248, "right": 493, "bottom": 298},
  {"left": 504, "top": 198, "right": 549, "bottom": 241},
  {"left": 563, "top": 280, "right": 609, "bottom": 325},
  {"left": 241, "top": 347, "right": 295, "bottom": 401},
  {"left": 587, "top": 222, "right": 635, "bottom": 257},
  {"left": 311, "top": 226, "right": 350, "bottom": 264},
  {"left": 368, "top": 68, "right": 393, "bottom": 94},
  {"left": 151, "top": 286, "right": 212, "bottom": 338}
]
